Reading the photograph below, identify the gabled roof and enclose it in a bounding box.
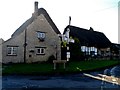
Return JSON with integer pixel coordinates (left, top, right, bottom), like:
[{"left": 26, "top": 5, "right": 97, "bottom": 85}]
[
  {"left": 64, "top": 25, "right": 111, "bottom": 48},
  {"left": 12, "top": 8, "right": 61, "bottom": 37},
  {"left": 11, "top": 17, "right": 34, "bottom": 37}
]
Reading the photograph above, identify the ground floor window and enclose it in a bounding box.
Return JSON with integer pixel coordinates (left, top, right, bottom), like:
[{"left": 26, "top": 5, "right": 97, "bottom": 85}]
[
  {"left": 81, "top": 46, "right": 98, "bottom": 56},
  {"left": 7, "top": 46, "right": 18, "bottom": 56},
  {"left": 36, "top": 47, "right": 46, "bottom": 55}
]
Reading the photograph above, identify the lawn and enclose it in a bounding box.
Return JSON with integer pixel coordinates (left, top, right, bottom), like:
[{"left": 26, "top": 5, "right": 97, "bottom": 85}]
[
  {"left": 2, "top": 60, "right": 120, "bottom": 75},
  {"left": 2, "top": 63, "right": 54, "bottom": 75},
  {"left": 67, "top": 60, "right": 120, "bottom": 72}
]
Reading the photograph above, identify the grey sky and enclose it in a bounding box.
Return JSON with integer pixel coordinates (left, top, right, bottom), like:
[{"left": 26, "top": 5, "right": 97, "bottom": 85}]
[{"left": 0, "top": 0, "right": 119, "bottom": 43}]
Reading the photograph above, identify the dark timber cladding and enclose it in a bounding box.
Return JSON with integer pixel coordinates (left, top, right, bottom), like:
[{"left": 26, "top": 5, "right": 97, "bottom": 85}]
[{"left": 64, "top": 25, "right": 111, "bottom": 48}]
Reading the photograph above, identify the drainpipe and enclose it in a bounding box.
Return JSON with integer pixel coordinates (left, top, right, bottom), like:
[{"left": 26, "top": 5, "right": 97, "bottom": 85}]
[{"left": 24, "top": 29, "right": 27, "bottom": 63}]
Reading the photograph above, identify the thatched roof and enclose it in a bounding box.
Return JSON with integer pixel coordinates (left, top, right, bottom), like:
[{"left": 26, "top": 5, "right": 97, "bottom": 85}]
[
  {"left": 64, "top": 25, "right": 111, "bottom": 48},
  {"left": 11, "top": 8, "right": 61, "bottom": 37},
  {"left": 111, "top": 43, "right": 120, "bottom": 51}
]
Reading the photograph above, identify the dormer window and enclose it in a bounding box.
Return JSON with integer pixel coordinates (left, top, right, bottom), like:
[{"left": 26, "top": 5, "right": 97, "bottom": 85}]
[{"left": 37, "top": 31, "right": 46, "bottom": 41}]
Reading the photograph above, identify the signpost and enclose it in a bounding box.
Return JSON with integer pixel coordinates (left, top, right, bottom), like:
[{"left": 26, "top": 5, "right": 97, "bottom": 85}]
[{"left": 65, "top": 16, "right": 75, "bottom": 61}]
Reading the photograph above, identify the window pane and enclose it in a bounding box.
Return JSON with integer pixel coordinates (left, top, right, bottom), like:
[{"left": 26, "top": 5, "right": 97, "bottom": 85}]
[
  {"left": 7, "top": 47, "right": 12, "bottom": 55},
  {"left": 37, "top": 49, "right": 40, "bottom": 54},
  {"left": 13, "top": 47, "right": 17, "bottom": 55},
  {"left": 41, "top": 33, "right": 45, "bottom": 38},
  {"left": 41, "top": 48, "right": 44, "bottom": 54}
]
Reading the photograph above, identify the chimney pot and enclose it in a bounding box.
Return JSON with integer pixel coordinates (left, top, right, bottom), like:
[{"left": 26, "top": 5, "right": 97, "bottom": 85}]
[{"left": 34, "top": 1, "right": 38, "bottom": 13}]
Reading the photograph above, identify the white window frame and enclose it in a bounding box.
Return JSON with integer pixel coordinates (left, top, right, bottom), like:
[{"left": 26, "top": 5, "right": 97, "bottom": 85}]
[
  {"left": 37, "top": 32, "right": 46, "bottom": 40},
  {"left": 7, "top": 46, "right": 18, "bottom": 56},
  {"left": 36, "top": 48, "right": 45, "bottom": 55}
]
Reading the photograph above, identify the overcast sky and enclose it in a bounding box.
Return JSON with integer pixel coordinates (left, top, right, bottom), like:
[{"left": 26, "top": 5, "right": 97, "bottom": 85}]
[{"left": 0, "top": 0, "right": 119, "bottom": 43}]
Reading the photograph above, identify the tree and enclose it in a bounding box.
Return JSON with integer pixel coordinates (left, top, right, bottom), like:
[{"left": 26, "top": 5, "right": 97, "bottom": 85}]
[
  {"left": 69, "top": 37, "right": 83, "bottom": 61},
  {"left": 61, "top": 41, "right": 67, "bottom": 60}
]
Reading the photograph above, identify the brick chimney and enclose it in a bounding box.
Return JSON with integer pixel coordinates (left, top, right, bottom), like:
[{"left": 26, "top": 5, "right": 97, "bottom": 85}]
[
  {"left": 34, "top": 1, "right": 38, "bottom": 13},
  {"left": 32, "top": 1, "right": 38, "bottom": 18}
]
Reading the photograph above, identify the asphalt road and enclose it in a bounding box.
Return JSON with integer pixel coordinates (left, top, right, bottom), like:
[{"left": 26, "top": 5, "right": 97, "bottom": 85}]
[{"left": 2, "top": 65, "right": 120, "bottom": 89}]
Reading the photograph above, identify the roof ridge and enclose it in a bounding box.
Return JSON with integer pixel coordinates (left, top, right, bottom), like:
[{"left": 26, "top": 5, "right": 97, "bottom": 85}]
[
  {"left": 64, "top": 25, "right": 111, "bottom": 48},
  {"left": 11, "top": 8, "right": 61, "bottom": 38},
  {"left": 68, "top": 25, "right": 104, "bottom": 34}
]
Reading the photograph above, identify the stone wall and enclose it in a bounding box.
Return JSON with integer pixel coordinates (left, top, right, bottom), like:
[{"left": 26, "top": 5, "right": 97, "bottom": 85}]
[
  {"left": 0, "top": 38, "right": 4, "bottom": 63},
  {"left": 118, "top": 1, "right": 120, "bottom": 44},
  {"left": 2, "top": 32, "right": 25, "bottom": 63},
  {"left": 2, "top": 14, "right": 61, "bottom": 63},
  {"left": 25, "top": 14, "right": 61, "bottom": 63}
]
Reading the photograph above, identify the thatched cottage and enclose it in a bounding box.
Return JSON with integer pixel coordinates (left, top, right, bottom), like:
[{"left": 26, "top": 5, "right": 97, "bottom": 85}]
[
  {"left": 64, "top": 25, "right": 112, "bottom": 59},
  {"left": 1, "top": 2, "right": 61, "bottom": 63}
]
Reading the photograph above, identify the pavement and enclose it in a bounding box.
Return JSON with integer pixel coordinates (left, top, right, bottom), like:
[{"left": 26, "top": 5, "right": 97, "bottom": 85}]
[{"left": 84, "top": 73, "right": 120, "bottom": 85}]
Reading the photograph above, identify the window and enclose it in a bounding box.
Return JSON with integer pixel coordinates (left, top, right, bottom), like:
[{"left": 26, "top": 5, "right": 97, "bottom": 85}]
[
  {"left": 36, "top": 47, "right": 45, "bottom": 55},
  {"left": 37, "top": 32, "right": 46, "bottom": 41},
  {"left": 7, "top": 46, "right": 18, "bottom": 56}
]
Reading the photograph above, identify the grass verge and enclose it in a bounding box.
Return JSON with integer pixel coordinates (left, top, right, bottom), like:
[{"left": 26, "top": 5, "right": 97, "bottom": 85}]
[{"left": 2, "top": 60, "right": 120, "bottom": 75}]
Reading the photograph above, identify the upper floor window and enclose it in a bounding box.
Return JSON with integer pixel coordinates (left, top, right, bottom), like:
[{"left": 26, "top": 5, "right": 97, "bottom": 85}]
[
  {"left": 7, "top": 46, "right": 18, "bottom": 56},
  {"left": 37, "top": 31, "right": 46, "bottom": 41}
]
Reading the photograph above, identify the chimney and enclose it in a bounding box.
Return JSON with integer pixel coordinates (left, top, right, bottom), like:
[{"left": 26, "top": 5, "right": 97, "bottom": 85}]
[
  {"left": 32, "top": 1, "right": 38, "bottom": 18},
  {"left": 34, "top": 1, "right": 38, "bottom": 13}
]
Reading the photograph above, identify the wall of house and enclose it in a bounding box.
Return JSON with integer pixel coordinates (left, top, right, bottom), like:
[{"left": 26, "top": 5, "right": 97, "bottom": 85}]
[
  {"left": 0, "top": 39, "right": 4, "bottom": 63},
  {"left": 2, "top": 32, "right": 25, "bottom": 63},
  {"left": 25, "top": 14, "right": 61, "bottom": 63},
  {"left": 2, "top": 13, "right": 61, "bottom": 63},
  {"left": 99, "top": 48, "right": 111, "bottom": 56},
  {"left": 118, "top": 1, "right": 120, "bottom": 44}
]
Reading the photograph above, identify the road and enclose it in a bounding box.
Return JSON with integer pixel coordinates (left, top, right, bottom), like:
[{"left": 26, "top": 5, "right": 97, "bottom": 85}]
[{"left": 2, "top": 65, "right": 120, "bottom": 89}]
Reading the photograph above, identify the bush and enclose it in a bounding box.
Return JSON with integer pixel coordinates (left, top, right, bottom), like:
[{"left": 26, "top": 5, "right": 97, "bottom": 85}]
[
  {"left": 69, "top": 38, "right": 83, "bottom": 61},
  {"left": 47, "top": 55, "right": 56, "bottom": 63}
]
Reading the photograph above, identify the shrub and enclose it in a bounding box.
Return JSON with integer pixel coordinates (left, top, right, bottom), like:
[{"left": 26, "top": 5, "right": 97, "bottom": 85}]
[{"left": 47, "top": 55, "right": 56, "bottom": 63}]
